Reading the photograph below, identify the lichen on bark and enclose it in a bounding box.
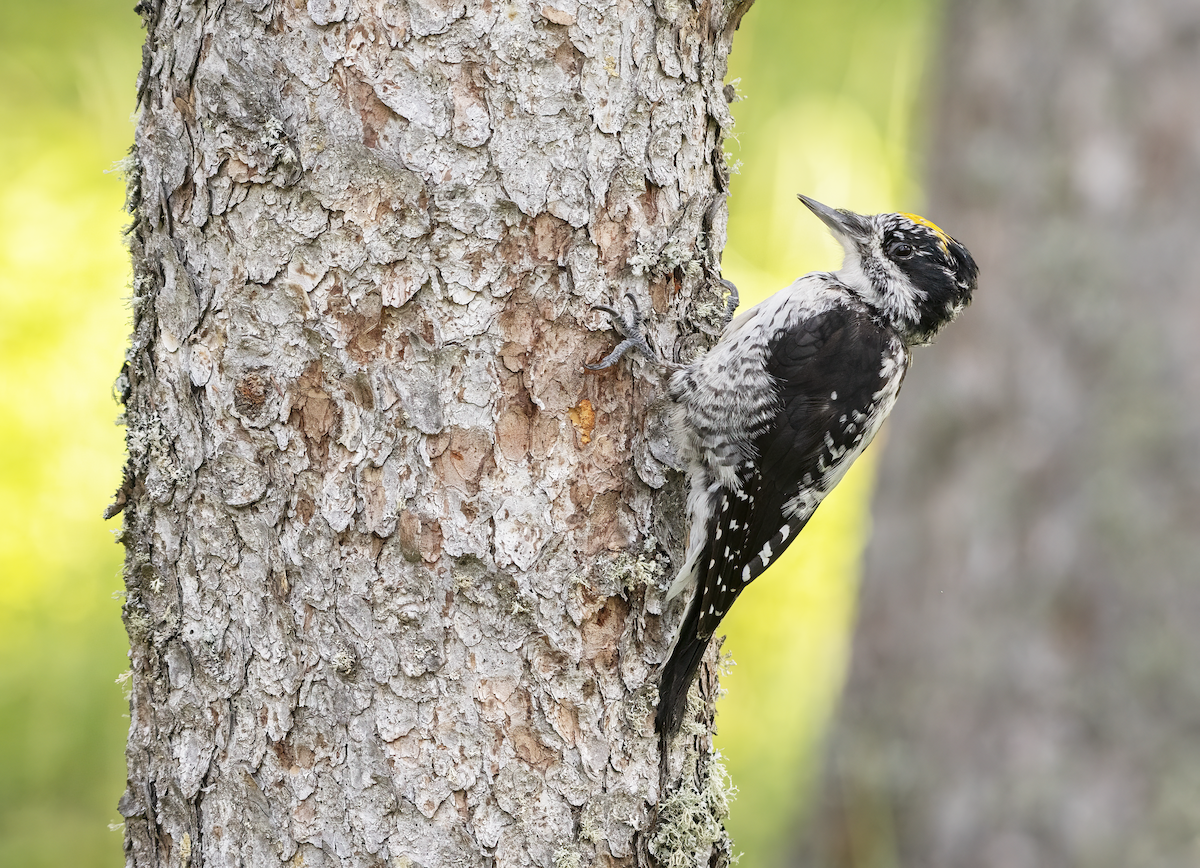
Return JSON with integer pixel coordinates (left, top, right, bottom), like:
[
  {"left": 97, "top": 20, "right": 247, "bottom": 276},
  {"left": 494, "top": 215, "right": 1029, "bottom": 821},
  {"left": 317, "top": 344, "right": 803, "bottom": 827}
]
[{"left": 115, "top": 0, "right": 752, "bottom": 865}]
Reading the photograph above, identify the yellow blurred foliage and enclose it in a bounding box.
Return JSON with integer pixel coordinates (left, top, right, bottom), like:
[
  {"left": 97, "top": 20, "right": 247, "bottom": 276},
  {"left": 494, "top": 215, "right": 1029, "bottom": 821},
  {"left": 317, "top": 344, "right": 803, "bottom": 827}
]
[
  {"left": 0, "top": 146, "right": 129, "bottom": 614},
  {"left": 0, "top": 3, "right": 141, "bottom": 865}
]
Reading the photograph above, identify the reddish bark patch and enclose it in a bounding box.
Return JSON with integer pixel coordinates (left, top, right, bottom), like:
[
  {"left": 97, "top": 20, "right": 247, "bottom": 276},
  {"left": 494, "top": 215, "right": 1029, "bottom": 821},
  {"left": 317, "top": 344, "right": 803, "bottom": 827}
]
[
  {"left": 290, "top": 361, "right": 341, "bottom": 460},
  {"left": 396, "top": 510, "right": 443, "bottom": 564},
  {"left": 639, "top": 179, "right": 660, "bottom": 224},
  {"left": 553, "top": 34, "right": 583, "bottom": 74},
  {"left": 583, "top": 491, "right": 628, "bottom": 554},
  {"left": 398, "top": 511, "right": 422, "bottom": 562},
  {"left": 496, "top": 410, "right": 531, "bottom": 463},
  {"left": 420, "top": 519, "right": 443, "bottom": 563},
  {"left": 532, "top": 212, "right": 572, "bottom": 264},
  {"left": 590, "top": 207, "right": 634, "bottom": 275},
  {"left": 499, "top": 341, "right": 527, "bottom": 373},
  {"left": 649, "top": 272, "right": 672, "bottom": 314},
  {"left": 511, "top": 725, "right": 557, "bottom": 771},
  {"left": 498, "top": 302, "right": 536, "bottom": 349},
  {"left": 339, "top": 60, "right": 396, "bottom": 150},
  {"left": 530, "top": 414, "right": 561, "bottom": 461},
  {"left": 294, "top": 491, "right": 315, "bottom": 525},
  {"left": 434, "top": 427, "right": 494, "bottom": 495},
  {"left": 581, "top": 595, "right": 629, "bottom": 672},
  {"left": 233, "top": 371, "right": 270, "bottom": 421}
]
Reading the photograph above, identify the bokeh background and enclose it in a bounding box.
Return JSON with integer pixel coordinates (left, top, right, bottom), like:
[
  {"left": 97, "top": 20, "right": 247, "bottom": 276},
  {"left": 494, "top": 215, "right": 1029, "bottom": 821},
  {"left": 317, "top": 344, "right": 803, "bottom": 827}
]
[
  {"left": 19, "top": 1, "right": 1198, "bottom": 867},
  {"left": 1, "top": 0, "right": 933, "bottom": 866}
]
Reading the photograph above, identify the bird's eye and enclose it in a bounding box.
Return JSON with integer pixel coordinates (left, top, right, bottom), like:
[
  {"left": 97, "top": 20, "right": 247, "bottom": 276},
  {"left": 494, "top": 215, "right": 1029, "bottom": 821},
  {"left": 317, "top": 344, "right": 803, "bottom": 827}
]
[{"left": 889, "top": 242, "right": 914, "bottom": 260}]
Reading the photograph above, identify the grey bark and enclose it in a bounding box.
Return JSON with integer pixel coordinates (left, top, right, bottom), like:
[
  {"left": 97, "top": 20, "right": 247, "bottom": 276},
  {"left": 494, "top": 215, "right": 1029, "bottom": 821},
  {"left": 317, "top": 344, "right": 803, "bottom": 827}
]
[
  {"left": 113, "top": 0, "right": 750, "bottom": 865},
  {"left": 806, "top": 1, "right": 1200, "bottom": 866}
]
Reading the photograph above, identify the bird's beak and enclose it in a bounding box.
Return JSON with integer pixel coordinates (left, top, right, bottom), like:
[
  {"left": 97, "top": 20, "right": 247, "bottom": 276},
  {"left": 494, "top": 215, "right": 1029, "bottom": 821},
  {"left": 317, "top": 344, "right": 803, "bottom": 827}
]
[{"left": 797, "top": 195, "right": 871, "bottom": 241}]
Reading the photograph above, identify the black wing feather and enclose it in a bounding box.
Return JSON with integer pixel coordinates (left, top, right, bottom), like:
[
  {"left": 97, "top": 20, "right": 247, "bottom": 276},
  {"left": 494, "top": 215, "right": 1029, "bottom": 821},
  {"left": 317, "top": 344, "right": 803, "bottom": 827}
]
[
  {"left": 658, "top": 303, "right": 899, "bottom": 733},
  {"left": 744, "top": 306, "right": 894, "bottom": 566}
]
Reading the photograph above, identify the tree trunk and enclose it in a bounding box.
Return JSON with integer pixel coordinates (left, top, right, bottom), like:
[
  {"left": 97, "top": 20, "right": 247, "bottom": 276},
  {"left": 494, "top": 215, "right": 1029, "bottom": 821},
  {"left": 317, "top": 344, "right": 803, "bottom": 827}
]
[
  {"left": 114, "top": 0, "right": 750, "bottom": 865},
  {"left": 807, "top": 1, "right": 1200, "bottom": 866}
]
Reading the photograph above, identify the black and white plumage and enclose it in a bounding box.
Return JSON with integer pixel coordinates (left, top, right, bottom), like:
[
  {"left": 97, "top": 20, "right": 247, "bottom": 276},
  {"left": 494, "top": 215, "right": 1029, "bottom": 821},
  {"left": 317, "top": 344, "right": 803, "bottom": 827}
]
[{"left": 590, "top": 196, "right": 978, "bottom": 735}]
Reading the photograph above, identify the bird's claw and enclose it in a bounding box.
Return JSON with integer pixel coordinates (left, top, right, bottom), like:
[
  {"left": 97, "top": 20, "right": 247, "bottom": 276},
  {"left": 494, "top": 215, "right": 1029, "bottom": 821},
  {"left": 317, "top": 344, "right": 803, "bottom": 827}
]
[
  {"left": 586, "top": 292, "right": 657, "bottom": 371},
  {"left": 592, "top": 292, "right": 643, "bottom": 338},
  {"left": 584, "top": 338, "right": 651, "bottom": 371}
]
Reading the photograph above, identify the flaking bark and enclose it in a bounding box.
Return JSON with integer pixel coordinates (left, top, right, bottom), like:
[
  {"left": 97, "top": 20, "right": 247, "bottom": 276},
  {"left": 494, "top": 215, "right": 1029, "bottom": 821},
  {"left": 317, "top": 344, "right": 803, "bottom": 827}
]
[{"left": 114, "top": 0, "right": 752, "bottom": 865}]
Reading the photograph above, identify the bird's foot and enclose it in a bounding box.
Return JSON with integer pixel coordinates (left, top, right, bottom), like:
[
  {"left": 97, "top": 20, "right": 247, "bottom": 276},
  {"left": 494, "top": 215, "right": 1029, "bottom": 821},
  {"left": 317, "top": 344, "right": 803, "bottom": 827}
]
[{"left": 586, "top": 292, "right": 659, "bottom": 371}]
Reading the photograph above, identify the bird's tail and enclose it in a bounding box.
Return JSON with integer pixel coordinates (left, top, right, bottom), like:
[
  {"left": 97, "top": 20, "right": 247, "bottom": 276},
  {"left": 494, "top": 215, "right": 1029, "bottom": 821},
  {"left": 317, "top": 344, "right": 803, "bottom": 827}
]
[{"left": 656, "top": 593, "right": 713, "bottom": 735}]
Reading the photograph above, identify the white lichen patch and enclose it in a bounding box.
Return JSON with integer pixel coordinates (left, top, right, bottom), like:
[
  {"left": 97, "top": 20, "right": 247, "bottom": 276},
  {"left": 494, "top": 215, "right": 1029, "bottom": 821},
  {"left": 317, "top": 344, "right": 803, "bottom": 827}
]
[
  {"left": 649, "top": 751, "right": 739, "bottom": 868},
  {"left": 603, "top": 535, "right": 668, "bottom": 595}
]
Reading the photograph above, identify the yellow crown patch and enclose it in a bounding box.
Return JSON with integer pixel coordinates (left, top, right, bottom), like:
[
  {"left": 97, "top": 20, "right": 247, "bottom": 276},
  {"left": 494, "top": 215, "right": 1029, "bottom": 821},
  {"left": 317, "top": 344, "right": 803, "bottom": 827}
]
[{"left": 899, "top": 212, "right": 952, "bottom": 252}]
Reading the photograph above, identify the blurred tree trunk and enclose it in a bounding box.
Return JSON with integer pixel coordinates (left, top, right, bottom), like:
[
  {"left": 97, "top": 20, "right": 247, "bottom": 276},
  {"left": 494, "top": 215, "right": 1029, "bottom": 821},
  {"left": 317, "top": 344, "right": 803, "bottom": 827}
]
[
  {"left": 807, "top": 1, "right": 1200, "bottom": 866},
  {"left": 114, "top": 0, "right": 750, "bottom": 865}
]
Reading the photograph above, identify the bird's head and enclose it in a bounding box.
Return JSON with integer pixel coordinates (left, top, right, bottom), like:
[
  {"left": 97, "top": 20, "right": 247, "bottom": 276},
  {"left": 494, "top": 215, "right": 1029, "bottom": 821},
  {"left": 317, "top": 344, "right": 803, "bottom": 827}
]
[{"left": 798, "top": 195, "right": 978, "bottom": 345}]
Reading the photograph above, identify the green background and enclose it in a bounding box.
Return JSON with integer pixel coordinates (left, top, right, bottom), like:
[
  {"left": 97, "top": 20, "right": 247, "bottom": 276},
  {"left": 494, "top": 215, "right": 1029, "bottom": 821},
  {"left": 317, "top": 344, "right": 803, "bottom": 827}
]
[
  {"left": 0, "top": 1, "right": 142, "bottom": 866},
  {"left": 0, "top": 1, "right": 938, "bottom": 865}
]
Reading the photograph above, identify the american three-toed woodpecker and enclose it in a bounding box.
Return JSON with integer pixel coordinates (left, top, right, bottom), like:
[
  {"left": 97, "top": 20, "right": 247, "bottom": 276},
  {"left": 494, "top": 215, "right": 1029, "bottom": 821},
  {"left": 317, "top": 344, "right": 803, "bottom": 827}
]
[{"left": 590, "top": 195, "right": 979, "bottom": 734}]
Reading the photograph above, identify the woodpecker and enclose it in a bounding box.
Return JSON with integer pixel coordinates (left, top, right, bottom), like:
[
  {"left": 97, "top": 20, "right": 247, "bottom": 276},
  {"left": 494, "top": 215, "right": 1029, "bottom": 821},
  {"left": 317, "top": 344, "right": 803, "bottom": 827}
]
[{"left": 589, "top": 196, "right": 978, "bottom": 734}]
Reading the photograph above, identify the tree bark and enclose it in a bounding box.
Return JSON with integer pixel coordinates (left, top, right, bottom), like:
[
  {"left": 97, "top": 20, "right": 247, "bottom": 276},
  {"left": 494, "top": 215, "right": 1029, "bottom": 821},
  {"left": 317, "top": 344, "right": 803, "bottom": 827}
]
[
  {"left": 114, "top": 0, "right": 750, "bottom": 865},
  {"left": 807, "top": 1, "right": 1200, "bottom": 866}
]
